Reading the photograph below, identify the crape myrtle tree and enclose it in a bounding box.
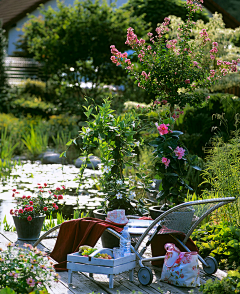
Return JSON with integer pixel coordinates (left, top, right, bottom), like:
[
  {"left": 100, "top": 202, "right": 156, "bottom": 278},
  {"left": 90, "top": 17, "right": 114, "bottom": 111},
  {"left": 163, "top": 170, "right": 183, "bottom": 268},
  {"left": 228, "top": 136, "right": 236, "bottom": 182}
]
[
  {"left": 168, "top": 12, "right": 240, "bottom": 92},
  {"left": 122, "top": 0, "right": 209, "bottom": 35},
  {"left": 16, "top": 0, "right": 147, "bottom": 115},
  {"left": 0, "top": 21, "right": 9, "bottom": 112},
  {"left": 110, "top": 0, "right": 239, "bottom": 112}
]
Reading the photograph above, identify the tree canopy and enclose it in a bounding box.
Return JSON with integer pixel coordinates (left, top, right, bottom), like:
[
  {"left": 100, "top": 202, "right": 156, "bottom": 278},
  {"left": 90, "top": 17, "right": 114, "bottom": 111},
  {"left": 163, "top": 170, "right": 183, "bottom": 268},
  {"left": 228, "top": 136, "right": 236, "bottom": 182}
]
[
  {"left": 17, "top": 0, "right": 147, "bottom": 88},
  {"left": 122, "top": 0, "right": 209, "bottom": 34}
]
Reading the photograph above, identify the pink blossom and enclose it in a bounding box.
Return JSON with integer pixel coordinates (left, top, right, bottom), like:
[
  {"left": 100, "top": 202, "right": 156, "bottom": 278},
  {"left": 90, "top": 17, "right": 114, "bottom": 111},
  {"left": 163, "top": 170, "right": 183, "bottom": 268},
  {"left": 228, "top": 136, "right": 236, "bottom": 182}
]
[
  {"left": 162, "top": 157, "right": 170, "bottom": 168},
  {"left": 155, "top": 122, "right": 169, "bottom": 135},
  {"left": 210, "top": 54, "right": 215, "bottom": 60},
  {"left": 26, "top": 278, "right": 35, "bottom": 287},
  {"left": 210, "top": 70, "right": 215, "bottom": 77},
  {"left": 185, "top": 79, "right": 190, "bottom": 84},
  {"left": 174, "top": 146, "right": 185, "bottom": 159},
  {"left": 18, "top": 209, "right": 23, "bottom": 214},
  {"left": 212, "top": 41, "right": 218, "bottom": 47},
  {"left": 43, "top": 207, "right": 48, "bottom": 211},
  {"left": 10, "top": 209, "right": 14, "bottom": 215},
  {"left": 27, "top": 216, "right": 32, "bottom": 222},
  {"left": 217, "top": 60, "right": 222, "bottom": 65},
  {"left": 58, "top": 195, "right": 63, "bottom": 200}
]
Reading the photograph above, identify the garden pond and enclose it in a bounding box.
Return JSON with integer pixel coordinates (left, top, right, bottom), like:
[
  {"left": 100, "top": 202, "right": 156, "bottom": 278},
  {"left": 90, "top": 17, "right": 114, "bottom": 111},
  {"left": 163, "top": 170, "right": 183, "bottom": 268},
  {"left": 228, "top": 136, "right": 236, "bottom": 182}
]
[{"left": 0, "top": 160, "right": 104, "bottom": 231}]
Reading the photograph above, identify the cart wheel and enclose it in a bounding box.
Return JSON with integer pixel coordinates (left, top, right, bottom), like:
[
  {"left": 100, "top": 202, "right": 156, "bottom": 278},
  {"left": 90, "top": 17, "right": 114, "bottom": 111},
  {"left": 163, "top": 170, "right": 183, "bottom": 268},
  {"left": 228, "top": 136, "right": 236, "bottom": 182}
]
[
  {"left": 203, "top": 256, "right": 218, "bottom": 275},
  {"left": 137, "top": 266, "right": 153, "bottom": 286}
]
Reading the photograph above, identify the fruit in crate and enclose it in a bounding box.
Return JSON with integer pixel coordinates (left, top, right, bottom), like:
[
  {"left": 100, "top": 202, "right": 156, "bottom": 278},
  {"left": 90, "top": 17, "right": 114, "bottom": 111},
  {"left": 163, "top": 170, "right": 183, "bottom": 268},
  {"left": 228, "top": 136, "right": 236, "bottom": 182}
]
[
  {"left": 96, "top": 253, "right": 112, "bottom": 259},
  {"left": 81, "top": 248, "right": 98, "bottom": 256},
  {"left": 79, "top": 245, "right": 92, "bottom": 254}
]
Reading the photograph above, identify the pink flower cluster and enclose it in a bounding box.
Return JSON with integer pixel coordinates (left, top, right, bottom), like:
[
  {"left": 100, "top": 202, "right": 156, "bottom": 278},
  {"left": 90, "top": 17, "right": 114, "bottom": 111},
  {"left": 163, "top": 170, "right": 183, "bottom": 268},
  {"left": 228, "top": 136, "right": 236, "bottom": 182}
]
[
  {"left": 161, "top": 146, "right": 186, "bottom": 169},
  {"left": 162, "top": 157, "right": 170, "bottom": 168},
  {"left": 174, "top": 146, "right": 185, "bottom": 159}
]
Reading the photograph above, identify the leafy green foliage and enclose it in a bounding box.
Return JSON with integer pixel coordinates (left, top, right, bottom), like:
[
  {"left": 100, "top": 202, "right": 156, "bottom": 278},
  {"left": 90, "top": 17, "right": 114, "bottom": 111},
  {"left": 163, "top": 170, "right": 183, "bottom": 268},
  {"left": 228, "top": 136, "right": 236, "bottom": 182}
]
[
  {"left": 66, "top": 97, "right": 150, "bottom": 215},
  {"left": 200, "top": 270, "right": 240, "bottom": 294},
  {"left": 148, "top": 121, "right": 200, "bottom": 206},
  {"left": 199, "top": 127, "right": 240, "bottom": 225},
  {"left": 21, "top": 123, "right": 49, "bottom": 161},
  {"left": 177, "top": 93, "right": 240, "bottom": 157},
  {"left": 16, "top": 0, "right": 147, "bottom": 114},
  {"left": 192, "top": 222, "right": 240, "bottom": 270},
  {"left": 123, "top": 0, "right": 209, "bottom": 34},
  {"left": 0, "top": 21, "right": 8, "bottom": 111}
]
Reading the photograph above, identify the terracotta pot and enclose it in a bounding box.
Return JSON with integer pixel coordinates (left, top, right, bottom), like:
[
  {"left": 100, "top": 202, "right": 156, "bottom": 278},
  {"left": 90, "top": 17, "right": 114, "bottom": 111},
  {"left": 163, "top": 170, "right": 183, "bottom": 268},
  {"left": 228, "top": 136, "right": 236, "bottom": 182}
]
[{"left": 13, "top": 215, "right": 45, "bottom": 241}]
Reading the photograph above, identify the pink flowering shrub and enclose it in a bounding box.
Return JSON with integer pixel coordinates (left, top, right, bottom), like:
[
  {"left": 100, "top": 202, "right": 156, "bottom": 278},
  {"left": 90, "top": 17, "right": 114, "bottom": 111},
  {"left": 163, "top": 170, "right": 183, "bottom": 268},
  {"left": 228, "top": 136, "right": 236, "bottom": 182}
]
[
  {"left": 110, "top": 0, "right": 238, "bottom": 110},
  {"left": 0, "top": 242, "right": 59, "bottom": 292},
  {"left": 10, "top": 183, "right": 65, "bottom": 221}
]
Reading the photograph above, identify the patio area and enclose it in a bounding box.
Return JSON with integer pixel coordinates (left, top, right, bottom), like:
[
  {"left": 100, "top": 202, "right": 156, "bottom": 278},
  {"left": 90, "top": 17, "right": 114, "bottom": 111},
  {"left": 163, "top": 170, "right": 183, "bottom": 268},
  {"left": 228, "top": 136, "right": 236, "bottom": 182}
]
[{"left": 0, "top": 231, "right": 226, "bottom": 294}]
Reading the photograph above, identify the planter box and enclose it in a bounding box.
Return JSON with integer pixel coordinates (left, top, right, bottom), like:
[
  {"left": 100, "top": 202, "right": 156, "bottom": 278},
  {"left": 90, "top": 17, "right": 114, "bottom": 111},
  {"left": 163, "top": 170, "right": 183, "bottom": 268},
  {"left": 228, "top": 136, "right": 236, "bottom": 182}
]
[{"left": 67, "top": 248, "right": 136, "bottom": 288}]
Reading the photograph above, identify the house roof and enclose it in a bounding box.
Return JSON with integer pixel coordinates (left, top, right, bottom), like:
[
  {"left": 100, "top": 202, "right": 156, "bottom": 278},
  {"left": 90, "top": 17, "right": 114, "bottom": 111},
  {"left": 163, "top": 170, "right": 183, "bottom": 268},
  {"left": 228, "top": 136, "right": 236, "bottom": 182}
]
[
  {"left": 203, "top": 0, "right": 240, "bottom": 29},
  {"left": 0, "top": 0, "right": 240, "bottom": 30},
  {"left": 0, "top": 0, "right": 49, "bottom": 29}
]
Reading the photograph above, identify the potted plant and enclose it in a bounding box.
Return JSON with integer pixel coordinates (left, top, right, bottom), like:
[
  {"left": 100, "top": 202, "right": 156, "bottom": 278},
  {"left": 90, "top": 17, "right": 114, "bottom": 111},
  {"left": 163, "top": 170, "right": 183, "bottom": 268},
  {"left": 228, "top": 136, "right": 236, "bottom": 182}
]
[
  {"left": 10, "top": 183, "right": 65, "bottom": 241},
  {"left": 0, "top": 242, "right": 59, "bottom": 293},
  {"left": 63, "top": 97, "right": 150, "bottom": 247},
  {"left": 147, "top": 117, "right": 200, "bottom": 220}
]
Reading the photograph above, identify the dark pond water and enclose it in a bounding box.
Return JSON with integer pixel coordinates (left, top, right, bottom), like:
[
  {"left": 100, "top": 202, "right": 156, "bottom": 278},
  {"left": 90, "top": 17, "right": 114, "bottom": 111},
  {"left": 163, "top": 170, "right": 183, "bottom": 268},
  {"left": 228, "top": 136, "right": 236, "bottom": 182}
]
[{"left": 0, "top": 161, "right": 103, "bottom": 231}]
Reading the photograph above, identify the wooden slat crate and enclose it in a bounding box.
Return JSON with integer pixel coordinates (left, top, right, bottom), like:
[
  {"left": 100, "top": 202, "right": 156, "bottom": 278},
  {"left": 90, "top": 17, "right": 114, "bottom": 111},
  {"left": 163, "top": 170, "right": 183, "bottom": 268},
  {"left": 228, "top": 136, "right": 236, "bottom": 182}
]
[{"left": 67, "top": 248, "right": 136, "bottom": 289}]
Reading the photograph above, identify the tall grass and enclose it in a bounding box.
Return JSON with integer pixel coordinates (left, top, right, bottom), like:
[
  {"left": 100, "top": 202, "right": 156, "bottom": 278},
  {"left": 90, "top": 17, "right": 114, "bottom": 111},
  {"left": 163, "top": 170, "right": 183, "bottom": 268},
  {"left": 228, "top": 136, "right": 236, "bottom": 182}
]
[
  {"left": 200, "top": 131, "right": 240, "bottom": 226},
  {"left": 0, "top": 127, "right": 20, "bottom": 182},
  {"left": 21, "top": 123, "right": 49, "bottom": 161}
]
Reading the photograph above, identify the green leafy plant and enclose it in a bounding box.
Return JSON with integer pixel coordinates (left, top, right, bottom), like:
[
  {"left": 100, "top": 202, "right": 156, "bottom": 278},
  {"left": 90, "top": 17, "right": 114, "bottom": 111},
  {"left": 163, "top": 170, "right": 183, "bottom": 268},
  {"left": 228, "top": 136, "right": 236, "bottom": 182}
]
[
  {"left": 200, "top": 127, "right": 240, "bottom": 226},
  {"left": 148, "top": 118, "right": 201, "bottom": 206},
  {"left": 2, "top": 215, "right": 15, "bottom": 232},
  {"left": 200, "top": 269, "right": 240, "bottom": 294},
  {"left": 192, "top": 221, "right": 240, "bottom": 270},
  {"left": 0, "top": 243, "right": 59, "bottom": 293},
  {"left": 0, "top": 127, "right": 19, "bottom": 160},
  {"left": 64, "top": 97, "right": 150, "bottom": 215},
  {"left": 21, "top": 123, "right": 49, "bottom": 160},
  {"left": 10, "top": 183, "right": 65, "bottom": 222}
]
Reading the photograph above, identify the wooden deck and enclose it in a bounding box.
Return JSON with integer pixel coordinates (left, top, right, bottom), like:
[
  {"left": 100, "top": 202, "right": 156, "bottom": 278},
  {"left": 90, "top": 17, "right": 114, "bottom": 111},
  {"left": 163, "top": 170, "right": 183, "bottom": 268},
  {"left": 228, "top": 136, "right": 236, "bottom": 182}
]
[{"left": 0, "top": 231, "right": 226, "bottom": 294}]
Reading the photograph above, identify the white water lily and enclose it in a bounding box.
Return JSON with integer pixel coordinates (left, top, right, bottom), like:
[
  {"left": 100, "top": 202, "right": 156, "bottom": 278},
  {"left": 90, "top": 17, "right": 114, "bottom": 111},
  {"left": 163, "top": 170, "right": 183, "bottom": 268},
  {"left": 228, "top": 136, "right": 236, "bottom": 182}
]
[{"left": 116, "top": 192, "right": 122, "bottom": 199}]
